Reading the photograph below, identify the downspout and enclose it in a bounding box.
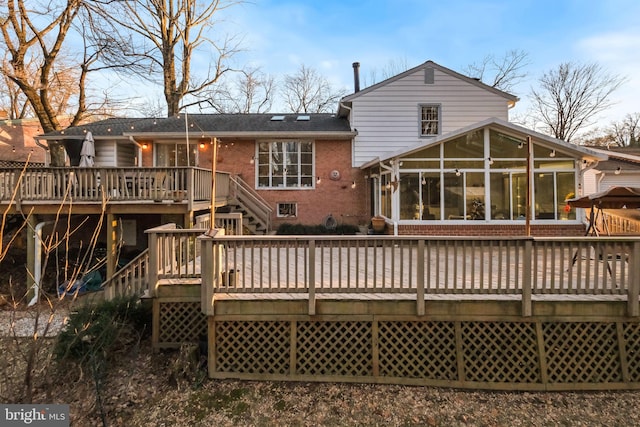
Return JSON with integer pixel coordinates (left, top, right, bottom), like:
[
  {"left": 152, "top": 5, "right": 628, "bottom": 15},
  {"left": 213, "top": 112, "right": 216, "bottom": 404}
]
[
  {"left": 577, "top": 159, "right": 600, "bottom": 225},
  {"left": 28, "top": 220, "right": 53, "bottom": 307},
  {"left": 33, "top": 136, "right": 50, "bottom": 166},
  {"left": 129, "top": 136, "right": 143, "bottom": 166}
]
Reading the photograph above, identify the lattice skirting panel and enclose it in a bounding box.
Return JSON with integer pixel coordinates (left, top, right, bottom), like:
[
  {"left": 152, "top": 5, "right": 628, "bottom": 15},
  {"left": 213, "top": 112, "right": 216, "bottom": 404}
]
[
  {"left": 153, "top": 300, "right": 208, "bottom": 349},
  {"left": 209, "top": 319, "right": 640, "bottom": 390}
]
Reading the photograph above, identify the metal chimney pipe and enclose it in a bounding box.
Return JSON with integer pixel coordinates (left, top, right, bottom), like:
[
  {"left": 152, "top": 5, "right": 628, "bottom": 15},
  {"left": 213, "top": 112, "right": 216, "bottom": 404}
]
[{"left": 352, "top": 62, "right": 360, "bottom": 93}]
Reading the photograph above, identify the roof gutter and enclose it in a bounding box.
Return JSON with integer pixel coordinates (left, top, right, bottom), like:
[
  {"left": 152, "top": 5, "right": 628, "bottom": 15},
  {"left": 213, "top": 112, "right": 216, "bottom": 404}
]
[
  {"left": 123, "top": 131, "right": 357, "bottom": 139},
  {"left": 33, "top": 135, "right": 49, "bottom": 151}
]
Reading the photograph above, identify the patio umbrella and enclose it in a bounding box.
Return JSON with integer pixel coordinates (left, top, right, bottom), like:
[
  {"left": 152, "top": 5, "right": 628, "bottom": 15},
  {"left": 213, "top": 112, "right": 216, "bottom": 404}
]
[
  {"left": 79, "top": 131, "right": 95, "bottom": 167},
  {"left": 567, "top": 186, "right": 640, "bottom": 209}
]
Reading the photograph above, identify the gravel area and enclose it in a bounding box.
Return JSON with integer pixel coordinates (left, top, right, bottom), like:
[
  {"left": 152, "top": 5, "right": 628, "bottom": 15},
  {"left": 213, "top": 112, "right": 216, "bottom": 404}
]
[{"left": 0, "top": 306, "right": 68, "bottom": 337}]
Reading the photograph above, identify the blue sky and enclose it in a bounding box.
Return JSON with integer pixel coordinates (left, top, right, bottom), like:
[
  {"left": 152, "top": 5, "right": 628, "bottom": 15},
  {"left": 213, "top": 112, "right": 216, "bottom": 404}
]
[{"left": 214, "top": 0, "right": 639, "bottom": 127}]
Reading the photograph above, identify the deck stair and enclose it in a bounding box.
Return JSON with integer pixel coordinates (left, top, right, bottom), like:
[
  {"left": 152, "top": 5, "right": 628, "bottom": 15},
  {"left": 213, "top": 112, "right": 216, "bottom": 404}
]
[{"left": 226, "top": 175, "right": 272, "bottom": 234}]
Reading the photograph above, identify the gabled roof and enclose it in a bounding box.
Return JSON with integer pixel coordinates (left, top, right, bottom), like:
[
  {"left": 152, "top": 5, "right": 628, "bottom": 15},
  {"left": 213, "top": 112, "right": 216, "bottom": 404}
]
[
  {"left": 38, "top": 113, "right": 355, "bottom": 140},
  {"left": 339, "top": 60, "right": 519, "bottom": 117},
  {"left": 360, "top": 117, "right": 607, "bottom": 168}
]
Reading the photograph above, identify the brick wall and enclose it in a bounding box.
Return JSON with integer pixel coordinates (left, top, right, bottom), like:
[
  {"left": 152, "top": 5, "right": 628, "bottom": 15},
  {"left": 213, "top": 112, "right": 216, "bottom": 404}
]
[
  {"left": 0, "top": 119, "right": 47, "bottom": 164},
  {"left": 209, "top": 138, "right": 370, "bottom": 228}
]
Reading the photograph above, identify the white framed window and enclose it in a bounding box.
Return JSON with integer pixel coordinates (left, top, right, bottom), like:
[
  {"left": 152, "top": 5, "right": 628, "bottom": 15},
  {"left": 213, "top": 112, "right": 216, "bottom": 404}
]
[
  {"left": 257, "top": 140, "right": 314, "bottom": 188},
  {"left": 277, "top": 202, "right": 297, "bottom": 217},
  {"left": 419, "top": 104, "right": 440, "bottom": 136},
  {"left": 155, "top": 143, "right": 198, "bottom": 166}
]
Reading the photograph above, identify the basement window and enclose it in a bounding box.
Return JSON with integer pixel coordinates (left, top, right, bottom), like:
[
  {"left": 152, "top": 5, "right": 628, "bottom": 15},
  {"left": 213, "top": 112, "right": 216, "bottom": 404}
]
[{"left": 277, "top": 203, "right": 297, "bottom": 218}]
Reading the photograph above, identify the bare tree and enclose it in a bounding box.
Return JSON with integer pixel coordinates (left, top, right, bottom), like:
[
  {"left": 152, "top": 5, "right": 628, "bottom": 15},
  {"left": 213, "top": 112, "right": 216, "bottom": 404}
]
[
  {"left": 207, "top": 67, "right": 276, "bottom": 113},
  {"left": 530, "top": 62, "right": 625, "bottom": 143},
  {"left": 464, "top": 49, "right": 530, "bottom": 93},
  {"left": 282, "top": 64, "right": 347, "bottom": 113},
  {"left": 106, "top": 0, "right": 242, "bottom": 117},
  {"left": 610, "top": 113, "right": 640, "bottom": 147},
  {"left": 0, "top": 55, "right": 32, "bottom": 119},
  {"left": 363, "top": 57, "right": 410, "bottom": 88}
]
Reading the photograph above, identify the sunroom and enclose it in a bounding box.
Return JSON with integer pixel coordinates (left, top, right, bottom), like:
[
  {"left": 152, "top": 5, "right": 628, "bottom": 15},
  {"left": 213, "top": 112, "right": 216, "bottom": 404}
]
[{"left": 364, "top": 118, "right": 606, "bottom": 236}]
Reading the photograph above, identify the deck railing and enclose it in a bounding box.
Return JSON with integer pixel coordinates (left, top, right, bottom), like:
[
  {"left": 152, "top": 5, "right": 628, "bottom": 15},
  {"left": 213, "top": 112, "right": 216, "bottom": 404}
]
[
  {"left": 196, "top": 235, "right": 640, "bottom": 317},
  {"left": 146, "top": 224, "right": 207, "bottom": 296},
  {"left": 602, "top": 211, "right": 640, "bottom": 235},
  {"left": 102, "top": 249, "right": 149, "bottom": 300},
  {"left": 0, "top": 166, "right": 223, "bottom": 204}
]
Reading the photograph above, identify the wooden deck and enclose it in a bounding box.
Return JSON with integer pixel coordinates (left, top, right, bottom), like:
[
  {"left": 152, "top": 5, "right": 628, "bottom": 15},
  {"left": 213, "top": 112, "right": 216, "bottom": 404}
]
[{"left": 141, "top": 227, "right": 640, "bottom": 390}]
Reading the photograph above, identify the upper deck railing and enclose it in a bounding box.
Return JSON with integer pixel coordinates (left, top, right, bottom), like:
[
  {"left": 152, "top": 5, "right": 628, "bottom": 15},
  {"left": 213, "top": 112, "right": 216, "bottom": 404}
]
[{"left": 0, "top": 166, "right": 228, "bottom": 205}]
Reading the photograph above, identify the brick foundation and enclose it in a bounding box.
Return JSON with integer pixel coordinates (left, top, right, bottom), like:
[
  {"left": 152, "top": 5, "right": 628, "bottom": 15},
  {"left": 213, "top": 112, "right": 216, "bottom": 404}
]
[{"left": 396, "top": 223, "right": 586, "bottom": 237}]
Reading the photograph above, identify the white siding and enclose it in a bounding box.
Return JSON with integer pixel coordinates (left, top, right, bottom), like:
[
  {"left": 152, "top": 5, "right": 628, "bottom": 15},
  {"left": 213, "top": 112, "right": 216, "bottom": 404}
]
[
  {"left": 94, "top": 140, "right": 137, "bottom": 166},
  {"left": 599, "top": 173, "right": 640, "bottom": 192},
  {"left": 95, "top": 141, "right": 117, "bottom": 167},
  {"left": 351, "top": 67, "right": 511, "bottom": 166},
  {"left": 116, "top": 142, "right": 136, "bottom": 166},
  {"left": 582, "top": 169, "right": 599, "bottom": 195}
]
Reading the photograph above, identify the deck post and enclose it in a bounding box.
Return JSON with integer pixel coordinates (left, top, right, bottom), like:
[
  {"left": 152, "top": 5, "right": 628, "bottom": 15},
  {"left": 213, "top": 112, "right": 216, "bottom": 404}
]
[
  {"left": 200, "top": 236, "right": 214, "bottom": 315},
  {"left": 628, "top": 241, "right": 640, "bottom": 317},
  {"left": 416, "top": 239, "right": 425, "bottom": 316},
  {"left": 148, "top": 229, "right": 159, "bottom": 298},
  {"left": 522, "top": 239, "right": 533, "bottom": 317},
  {"left": 106, "top": 213, "right": 117, "bottom": 283},
  {"left": 309, "top": 239, "right": 316, "bottom": 316},
  {"left": 25, "top": 214, "right": 37, "bottom": 301}
]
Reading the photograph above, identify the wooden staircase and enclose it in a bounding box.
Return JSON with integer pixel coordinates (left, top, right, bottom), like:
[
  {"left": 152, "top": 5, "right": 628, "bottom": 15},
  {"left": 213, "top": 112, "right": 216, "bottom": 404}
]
[{"left": 227, "top": 175, "right": 272, "bottom": 235}]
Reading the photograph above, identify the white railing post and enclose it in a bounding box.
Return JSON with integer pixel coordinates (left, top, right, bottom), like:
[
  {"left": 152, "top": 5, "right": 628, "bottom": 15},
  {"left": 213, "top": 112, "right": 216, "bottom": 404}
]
[
  {"left": 309, "top": 239, "right": 316, "bottom": 315},
  {"left": 522, "top": 239, "right": 533, "bottom": 317},
  {"left": 628, "top": 240, "right": 640, "bottom": 317},
  {"left": 416, "top": 239, "right": 425, "bottom": 316}
]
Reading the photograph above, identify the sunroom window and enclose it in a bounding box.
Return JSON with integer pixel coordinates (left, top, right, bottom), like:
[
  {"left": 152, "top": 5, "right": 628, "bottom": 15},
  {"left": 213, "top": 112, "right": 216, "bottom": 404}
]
[{"left": 257, "top": 141, "right": 313, "bottom": 188}]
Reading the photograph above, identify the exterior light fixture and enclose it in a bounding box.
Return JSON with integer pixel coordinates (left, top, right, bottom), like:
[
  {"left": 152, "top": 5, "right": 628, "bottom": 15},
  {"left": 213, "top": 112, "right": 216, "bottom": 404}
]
[
  {"left": 421, "top": 177, "right": 426, "bottom": 185},
  {"left": 615, "top": 167, "right": 622, "bottom": 175},
  {"left": 487, "top": 157, "right": 494, "bottom": 165},
  {"left": 250, "top": 156, "right": 255, "bottom": 165},
  {"left": 142, "top": 142, "right": 148, "bottom": 149},
  {"left": 199, "top": 142, "right": 206, "bottom": 149},
  {"left": 455, "top": 168, "right": 461, "bottom": 177},
  {"left": 550, "top": 150, "right": 556, "bottom": 158},
  {"left": 518, "top": 142, "right": 524, "bottom": 149},
  {"left": 316, "top": 176, "right": 321, "bottom": 184},
  {"left": 351, "top": 181, "right": 356, "bottom": 189}
]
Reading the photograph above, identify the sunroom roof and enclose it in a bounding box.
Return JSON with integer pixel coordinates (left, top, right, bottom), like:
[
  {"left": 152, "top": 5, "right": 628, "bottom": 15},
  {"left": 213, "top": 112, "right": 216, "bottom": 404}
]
[{"left": 360, "top": 117, "right": 607, "bottom": 169}]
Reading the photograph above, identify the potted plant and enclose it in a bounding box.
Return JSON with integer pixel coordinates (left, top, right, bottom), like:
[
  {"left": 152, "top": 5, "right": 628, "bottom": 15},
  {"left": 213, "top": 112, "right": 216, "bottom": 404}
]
[{"left": 371, "top": 215, "right": 386, "bottom": 233}]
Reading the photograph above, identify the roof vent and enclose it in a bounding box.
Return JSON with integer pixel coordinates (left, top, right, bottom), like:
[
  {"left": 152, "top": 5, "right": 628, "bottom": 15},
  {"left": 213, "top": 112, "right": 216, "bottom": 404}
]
[
  {"left": 271, "top": 115, "right": 285, "bottom": 121},
  {"left": 296, "top": 115, "right": 310, "bottom": 121}
]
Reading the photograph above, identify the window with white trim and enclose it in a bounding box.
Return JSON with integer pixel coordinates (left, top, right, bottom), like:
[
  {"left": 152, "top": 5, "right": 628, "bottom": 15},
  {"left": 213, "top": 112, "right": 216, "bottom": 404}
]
[
  {"left": 257, "top": 141, "right": 313, "bottom": 188},
  {"left": 277, "top": 202, "right": 297, "bottom": 217},
  {"left": 420, "top": 104, "right": 440, "bottom": 136}
]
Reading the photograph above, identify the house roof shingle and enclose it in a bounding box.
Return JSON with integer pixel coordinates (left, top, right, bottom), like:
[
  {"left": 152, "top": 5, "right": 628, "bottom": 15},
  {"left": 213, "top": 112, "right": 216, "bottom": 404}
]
[{"left": 39, "top": 113, "right": 354, "bottom": 140}]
